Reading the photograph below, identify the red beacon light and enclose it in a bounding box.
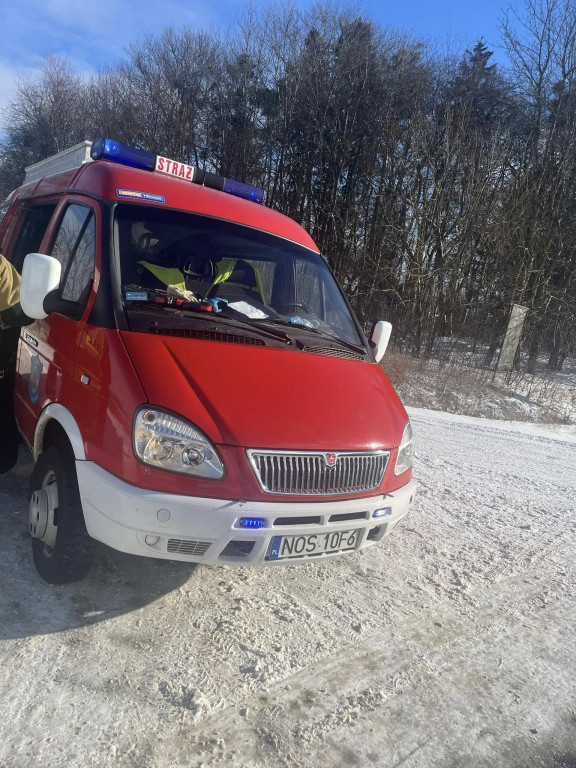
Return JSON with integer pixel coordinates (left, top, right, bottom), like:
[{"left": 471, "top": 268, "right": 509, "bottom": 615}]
[{"left": 90, "top": 138, "right": 264, "bottom": 204}]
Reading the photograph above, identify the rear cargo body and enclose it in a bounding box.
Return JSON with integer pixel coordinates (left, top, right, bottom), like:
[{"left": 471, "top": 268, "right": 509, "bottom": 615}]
[{"left": 0, "top": 139, "right": 414, "bottom": 581}]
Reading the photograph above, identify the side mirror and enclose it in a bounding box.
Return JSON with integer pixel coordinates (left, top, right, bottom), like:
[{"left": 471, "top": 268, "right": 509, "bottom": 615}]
[
  {"left": 20, "top": 253, "right": 62, "bottom": 320},
  {"left": 370, "top": 320, "right": 392, "bottom": 362}
]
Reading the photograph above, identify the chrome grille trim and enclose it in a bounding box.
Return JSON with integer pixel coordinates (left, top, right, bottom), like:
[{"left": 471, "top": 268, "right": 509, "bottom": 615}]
[
  {"left": 167, "top": 539, "right": 211, "bottom": 556},
  {"left": 246, "top": 450, "right": 389, "bottom": 495}
]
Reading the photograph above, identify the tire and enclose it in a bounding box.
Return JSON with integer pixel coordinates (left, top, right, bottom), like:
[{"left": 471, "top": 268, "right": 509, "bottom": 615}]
[{"left": 29, "top": 446, "right": 96, "bottom": 584}]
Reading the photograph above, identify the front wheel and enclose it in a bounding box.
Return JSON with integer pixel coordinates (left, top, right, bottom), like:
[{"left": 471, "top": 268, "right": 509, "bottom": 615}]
[{"left": 29, "top": 446, "right": 96, "bottom": 584}]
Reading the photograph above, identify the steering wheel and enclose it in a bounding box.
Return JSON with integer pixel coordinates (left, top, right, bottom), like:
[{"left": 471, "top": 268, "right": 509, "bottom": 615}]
[{"left": 180, "top": 255, "right": 216, "bottom": 282}]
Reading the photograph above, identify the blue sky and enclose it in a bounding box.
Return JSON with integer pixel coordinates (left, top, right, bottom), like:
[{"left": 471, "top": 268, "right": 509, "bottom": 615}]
[{"left": 0, "top": 0, "right": 508, "bottom": 127}]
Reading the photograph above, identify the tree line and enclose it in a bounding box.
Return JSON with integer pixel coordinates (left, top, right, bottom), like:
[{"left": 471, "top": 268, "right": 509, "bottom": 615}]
[{"left": 1, "top": 0, "right": 575, "bottom": 370}]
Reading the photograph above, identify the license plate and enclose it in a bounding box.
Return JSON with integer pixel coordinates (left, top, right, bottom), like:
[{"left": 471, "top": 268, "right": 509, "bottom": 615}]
[{"left": 268, "top": 529, "right": 359, "bottom": 560}]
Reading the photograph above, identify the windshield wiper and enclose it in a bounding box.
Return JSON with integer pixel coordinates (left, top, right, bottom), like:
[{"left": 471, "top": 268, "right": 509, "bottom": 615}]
[
  {"left": 123, "top": 286, "right": 292, "bottom": 345},
  {"left": 297, "top": 328, "right": 367, "bottom": 356},
  {"left": 215, "top": 311, "right": 293, "bottom": 344},
  {"left": 251, "top": 319, "right": 367, "bottom": 357}
]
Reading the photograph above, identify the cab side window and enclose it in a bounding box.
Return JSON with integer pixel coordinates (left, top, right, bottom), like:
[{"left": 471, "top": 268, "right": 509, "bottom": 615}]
[
  {"left": 9, "top": 203, "right": 58, "bottom": 271},
  {"left": 50, "top": 204, "right": 96, "bottom": 305}
]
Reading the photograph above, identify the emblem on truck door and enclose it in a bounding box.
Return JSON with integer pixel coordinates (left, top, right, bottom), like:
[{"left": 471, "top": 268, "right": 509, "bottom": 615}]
[{"left": 326, "top": 453, "right": 337, "bottom": 467}]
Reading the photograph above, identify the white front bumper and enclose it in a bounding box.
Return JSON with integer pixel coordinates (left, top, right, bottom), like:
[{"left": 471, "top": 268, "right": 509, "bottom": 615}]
[{"left": 76, "top": 461, "right": 415, "bottom": 566}]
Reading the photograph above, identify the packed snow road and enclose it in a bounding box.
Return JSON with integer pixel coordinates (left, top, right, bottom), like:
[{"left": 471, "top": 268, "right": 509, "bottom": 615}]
[{"left": 1, "top": 408, "right": 575, "bottom": 768}]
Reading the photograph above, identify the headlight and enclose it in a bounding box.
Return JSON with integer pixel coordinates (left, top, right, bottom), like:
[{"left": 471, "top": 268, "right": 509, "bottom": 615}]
[
  {"left": 133, "top": 407, "right": 224, "bottom": 479},
  {"left": 394, "top": 420, "right": 414, "bottom": 476}
]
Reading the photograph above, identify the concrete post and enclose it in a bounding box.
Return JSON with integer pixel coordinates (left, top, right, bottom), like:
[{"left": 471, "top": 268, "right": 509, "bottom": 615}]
[{"left": 496, "top": 304, "right": 529, "bottom": 372}]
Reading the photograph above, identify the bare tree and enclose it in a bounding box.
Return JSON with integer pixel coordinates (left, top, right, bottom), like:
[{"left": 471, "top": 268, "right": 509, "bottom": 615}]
[
  {"left": 499, "top": 0, "right": 576, "bottom": 370},
  {"left": 0, "top": 55, "right": 86, "bottom": 196},
  {"left": 1, "top": 3, "right": 575, "bottom": 366}
]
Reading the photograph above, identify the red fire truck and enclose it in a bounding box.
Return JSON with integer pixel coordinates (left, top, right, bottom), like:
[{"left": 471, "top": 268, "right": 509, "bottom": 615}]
[{"left": 0, "top": 139, "right": 414, "bottom": 583}]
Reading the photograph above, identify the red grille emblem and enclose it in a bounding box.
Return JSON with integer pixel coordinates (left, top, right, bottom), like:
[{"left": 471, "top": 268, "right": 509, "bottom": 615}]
[{"left": 326, "top": 453, "right": 337, "bottom": 467}]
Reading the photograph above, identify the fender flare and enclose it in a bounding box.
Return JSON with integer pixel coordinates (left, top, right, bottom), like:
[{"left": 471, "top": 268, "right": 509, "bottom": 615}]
[{"left": 34, "top": 403, "right": 86, "bottom": 461}]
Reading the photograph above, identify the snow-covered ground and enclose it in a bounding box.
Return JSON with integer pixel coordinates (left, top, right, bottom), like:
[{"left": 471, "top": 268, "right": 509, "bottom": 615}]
[
  {"left": 1, "top": 408, "right": 575, "bottom": 767},
  {"left": 387, "top": 352, "right": 576, "bottom": 425}
]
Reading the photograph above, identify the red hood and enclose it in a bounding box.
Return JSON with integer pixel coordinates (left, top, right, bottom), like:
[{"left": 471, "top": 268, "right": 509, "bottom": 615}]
[{"left": 120, "top": 332, "right": 408, "bottom": 451}]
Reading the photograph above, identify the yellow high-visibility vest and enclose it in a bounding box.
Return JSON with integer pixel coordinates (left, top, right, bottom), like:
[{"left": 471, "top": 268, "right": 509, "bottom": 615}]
[
  {"left": 0, "top": 254, "right": 21, "bottom": 312},
  {"left": 138, "top": 261, "right": 186, "bottom": 292},
  {"left": 209, "top": 259, "right": 265, "bottom": 302}
]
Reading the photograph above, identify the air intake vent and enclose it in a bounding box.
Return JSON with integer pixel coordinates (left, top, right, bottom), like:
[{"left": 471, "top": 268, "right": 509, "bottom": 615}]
[
  {"left": 220, "top": 540, "right": 255, "bottom": 557},
  {"left": 167, "top": 539, "right": 211, "bottom": 556},
  {"left": 151, "top": 328, "right": 265, "bottom": 345},
  {"left": 302, "top": 346, "right": 364, "bottom": 361},
  {"left": 247, "top": 450, "right": 389, "bottom": 495}
]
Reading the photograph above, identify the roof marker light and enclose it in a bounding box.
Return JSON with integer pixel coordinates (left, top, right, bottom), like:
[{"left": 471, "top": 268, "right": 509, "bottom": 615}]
[{"left": 91, "top": 137, "right": 264, "bottom": 204}]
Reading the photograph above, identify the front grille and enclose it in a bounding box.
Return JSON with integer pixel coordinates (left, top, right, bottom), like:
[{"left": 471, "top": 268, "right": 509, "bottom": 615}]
[
  {"left": 167, "top": 539, "right": 211, "bottom": 556},
  {"left": 247, "top": 450, "right": 389, "bottom": 495}
]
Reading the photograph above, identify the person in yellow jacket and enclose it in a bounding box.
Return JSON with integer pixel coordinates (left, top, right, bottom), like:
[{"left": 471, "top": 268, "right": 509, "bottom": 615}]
[
  {"left": 0, "top": 254, "right": 21, "bottom": 313},
  {"left": 0, "top": 254, "right": 32, "bottom": 473}
]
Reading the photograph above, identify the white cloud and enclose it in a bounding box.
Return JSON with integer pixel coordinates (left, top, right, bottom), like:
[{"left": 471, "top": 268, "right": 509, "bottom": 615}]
[
  {"left": 3, "top": 0, "right": 218, "bottom": 72},
  {"left": 0, "top": 0, "right": 221, "bottom": 136}
]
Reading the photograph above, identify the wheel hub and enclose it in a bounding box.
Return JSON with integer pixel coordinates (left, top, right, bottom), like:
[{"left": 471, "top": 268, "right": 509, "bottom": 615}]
[{"left": 29, "top": 478, "right": 58, "bottom": 549}]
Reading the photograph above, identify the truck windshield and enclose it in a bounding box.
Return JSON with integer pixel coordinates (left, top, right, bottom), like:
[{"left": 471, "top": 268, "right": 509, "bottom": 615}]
[{"left": 114, "top": 204, "right": 363, "bottom": 347}]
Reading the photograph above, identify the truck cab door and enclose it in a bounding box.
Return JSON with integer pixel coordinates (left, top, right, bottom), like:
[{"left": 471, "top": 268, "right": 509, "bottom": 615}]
[{"left": 15, "top": 200, "right": 98, "bottom": 444}]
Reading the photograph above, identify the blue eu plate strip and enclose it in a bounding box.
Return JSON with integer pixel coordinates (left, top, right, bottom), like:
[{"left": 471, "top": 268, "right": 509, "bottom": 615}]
[{"left": 269, "top": 536, "right": 282, "bottom": 559}]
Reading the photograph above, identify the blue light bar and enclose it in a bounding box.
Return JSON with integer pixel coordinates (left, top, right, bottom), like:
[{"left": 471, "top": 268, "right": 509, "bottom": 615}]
[
  {"left": 223, "top": 178, "right": 264, "bottom": 204},
  {"left": 239, "top": 517, "right": 265, "bottom": 529},
  {"left": 91, "top": 138, "right": 264, "bottom": 204},
  {"left": 196, "top": 170, "right": 264, "bottom": 204},
  {"left": 91, "top": 138, "right": 156, "bottom": 171}
]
